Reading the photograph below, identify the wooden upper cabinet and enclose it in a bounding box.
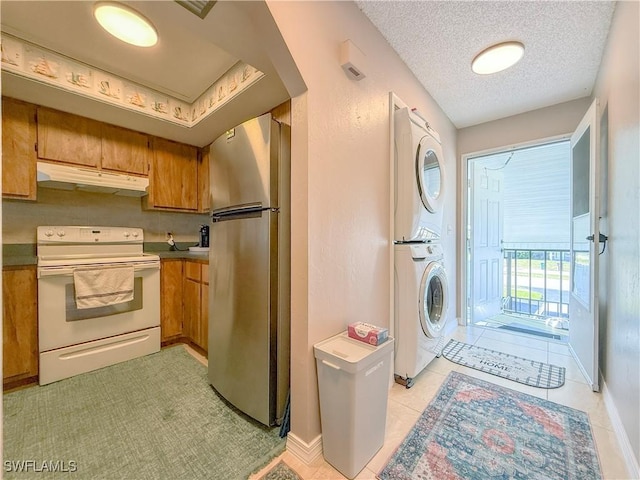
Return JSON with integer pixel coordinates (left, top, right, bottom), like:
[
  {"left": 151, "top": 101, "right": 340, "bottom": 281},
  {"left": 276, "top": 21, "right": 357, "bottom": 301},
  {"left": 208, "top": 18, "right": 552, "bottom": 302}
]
[
  {"left": 36, "top": 107, "right": 101, "bottom": 167},
  {"left": 2, "top": 98, "right": 37, "bottom": 200},
  {"left": 199, "top": 145, "right": 211, "bottom": 213},
  {"left": 149, "top": 137, "right": 198, "bottom": 211},
  {"left": 101, "top": 124, "right": 149, "bottom": 176}
]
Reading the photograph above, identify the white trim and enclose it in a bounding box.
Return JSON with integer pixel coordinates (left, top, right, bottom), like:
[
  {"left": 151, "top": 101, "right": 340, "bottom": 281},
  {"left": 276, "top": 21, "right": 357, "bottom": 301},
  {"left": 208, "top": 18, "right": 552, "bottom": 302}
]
[
  {"left": 602, "top": 379, "right": 640, "bottom": 479},
  {"left": 286, "top": 432, "right": 323, "bottom": 465},
  {"left": 388, "top": 92, "right": 409, "bottom": 341},
  {"left": 1, "top": 32, "right": 264, "bottom": 128}
]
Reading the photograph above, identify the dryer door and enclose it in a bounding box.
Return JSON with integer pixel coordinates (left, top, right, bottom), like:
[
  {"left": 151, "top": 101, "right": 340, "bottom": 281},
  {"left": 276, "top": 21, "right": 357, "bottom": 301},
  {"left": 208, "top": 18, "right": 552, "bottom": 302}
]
[
  {"left": 416, "top": 135, "right": 445, "bottom": 214},
  {"left": 418, "top": 262, "right": 448, "bottom": 338}
]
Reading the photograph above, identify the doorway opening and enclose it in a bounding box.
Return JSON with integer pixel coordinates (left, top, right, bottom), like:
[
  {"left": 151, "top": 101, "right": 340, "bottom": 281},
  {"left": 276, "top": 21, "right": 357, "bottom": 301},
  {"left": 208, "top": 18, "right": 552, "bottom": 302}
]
[{"left": 466, "top": 140, "right": 571, "bottom": 342}]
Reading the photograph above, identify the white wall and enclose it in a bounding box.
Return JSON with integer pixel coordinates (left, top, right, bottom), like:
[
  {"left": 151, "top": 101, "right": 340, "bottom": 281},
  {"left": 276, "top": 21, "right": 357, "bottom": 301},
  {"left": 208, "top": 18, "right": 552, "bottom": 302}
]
[
  {"left": 592, "top": 0, "right": 640, "bottom": 473},
  {"left": 266, "top": 1, "right": 457, "bottom": 446}
]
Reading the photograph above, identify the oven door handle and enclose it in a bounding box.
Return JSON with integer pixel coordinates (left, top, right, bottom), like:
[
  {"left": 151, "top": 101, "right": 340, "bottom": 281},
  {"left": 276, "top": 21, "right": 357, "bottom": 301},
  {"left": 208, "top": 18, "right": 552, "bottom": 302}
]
[{"left": 38, "top": 262, "right": 160, "bottom": 278}]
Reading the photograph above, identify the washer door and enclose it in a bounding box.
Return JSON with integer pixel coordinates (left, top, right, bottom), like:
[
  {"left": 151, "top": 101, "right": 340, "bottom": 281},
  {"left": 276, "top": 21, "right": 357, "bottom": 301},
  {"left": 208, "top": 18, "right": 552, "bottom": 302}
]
[
  {"left": 416, "top": 135, "right": 445, "bottom": 214},
  {"left": 418, "top": 262, "right": 448, "bottom": 338}
]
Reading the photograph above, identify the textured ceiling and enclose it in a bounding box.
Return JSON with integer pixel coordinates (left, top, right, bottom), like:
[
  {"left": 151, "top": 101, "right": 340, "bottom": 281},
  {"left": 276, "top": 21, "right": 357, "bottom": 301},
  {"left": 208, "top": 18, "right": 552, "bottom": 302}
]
[{"left": 356, "top": 1, "right": 616, "bottom": 128}]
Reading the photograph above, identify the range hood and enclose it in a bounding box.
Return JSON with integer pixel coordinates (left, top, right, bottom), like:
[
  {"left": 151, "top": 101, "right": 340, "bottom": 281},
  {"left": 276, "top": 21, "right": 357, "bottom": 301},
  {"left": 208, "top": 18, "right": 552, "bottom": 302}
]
[{"left": 37, "top": 162, "right": 148, "bottom": 197}]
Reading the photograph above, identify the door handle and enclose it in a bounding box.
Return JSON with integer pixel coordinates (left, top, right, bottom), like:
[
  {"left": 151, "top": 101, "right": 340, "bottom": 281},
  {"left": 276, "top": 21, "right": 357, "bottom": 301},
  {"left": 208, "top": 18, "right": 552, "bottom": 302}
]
[
  {"left": 586, "top": 233, "right": 608, "bottom": 254},
  {"left": 585, "top": 233, "right": 608, "bottom": 242}
]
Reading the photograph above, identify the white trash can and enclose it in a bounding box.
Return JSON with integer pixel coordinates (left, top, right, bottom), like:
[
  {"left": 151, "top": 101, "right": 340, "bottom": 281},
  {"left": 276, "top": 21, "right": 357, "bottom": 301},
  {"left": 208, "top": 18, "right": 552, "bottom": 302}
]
[{"left": 314, "top": 332, "right": 394, "bottom": 479}]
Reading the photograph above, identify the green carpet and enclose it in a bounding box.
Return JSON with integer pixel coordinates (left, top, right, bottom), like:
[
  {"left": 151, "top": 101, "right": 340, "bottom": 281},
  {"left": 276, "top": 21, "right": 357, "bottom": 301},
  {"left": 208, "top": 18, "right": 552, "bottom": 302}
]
[{"left": 4, "top": 346, "right": 285, "bottom": 479}]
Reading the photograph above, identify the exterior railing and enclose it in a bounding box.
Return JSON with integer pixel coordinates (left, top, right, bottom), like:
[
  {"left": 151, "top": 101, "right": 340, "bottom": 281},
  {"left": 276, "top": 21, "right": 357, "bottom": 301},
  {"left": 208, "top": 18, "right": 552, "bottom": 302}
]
[{"left": 502, "top": 249, "right": 570, "bottom": 318}]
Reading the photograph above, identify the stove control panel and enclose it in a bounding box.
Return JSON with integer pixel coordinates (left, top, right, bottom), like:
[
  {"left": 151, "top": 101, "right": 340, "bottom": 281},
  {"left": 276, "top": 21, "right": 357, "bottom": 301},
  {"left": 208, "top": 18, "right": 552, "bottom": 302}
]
[{"left": 37, "top": 226, "right": 144, "bottom": 244}]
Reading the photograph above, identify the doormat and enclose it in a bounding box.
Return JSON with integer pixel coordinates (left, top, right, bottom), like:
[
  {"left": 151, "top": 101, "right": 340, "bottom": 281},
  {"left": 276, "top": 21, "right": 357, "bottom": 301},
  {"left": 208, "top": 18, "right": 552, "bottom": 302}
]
[
  {"left": 442, "top": 339, "right": 565, "bottom": 388},
  {"left": 257, "top": 460, "right": 301, "bottom": 480},
  {"left": 379, "top": 372, "right": 602, "bottom": 480},
  {"left": 3, "top": 346, "right": 285, "bottom": 480},
  {"left": 499, "top": 323, "right": 564, "bottom": 340}
]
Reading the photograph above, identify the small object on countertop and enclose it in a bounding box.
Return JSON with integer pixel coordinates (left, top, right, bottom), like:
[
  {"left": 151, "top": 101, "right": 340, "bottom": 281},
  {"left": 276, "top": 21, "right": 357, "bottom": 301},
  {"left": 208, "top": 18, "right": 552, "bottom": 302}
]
[{"left": 347, "top": 322, "right": 389, "bottom": 346}]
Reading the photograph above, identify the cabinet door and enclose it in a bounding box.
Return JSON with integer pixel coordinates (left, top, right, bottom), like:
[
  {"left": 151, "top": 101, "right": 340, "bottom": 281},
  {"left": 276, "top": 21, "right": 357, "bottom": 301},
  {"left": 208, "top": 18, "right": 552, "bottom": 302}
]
[
  {"left": 3, "top": 267, "right": 38, "bottom": 382},
  {"left": 199, "top": 146, "right": 211, "bottom": 213},
  {"left": 2, "top": 98, "right": 37, "bottom": 200},
  {"left": 201, "top": 264, "right": 209, "bottom": 352},
  {"left": 160, "top": 260, "right": 183, "bottom": 341},
  {"left": 101, "top": 124, "right": 149, "bottom": 175},
  {"left": 183, "top": 277, "right": 201, "bottom": 346},
  {"left": 37, "top": 107, "right": 101, "bottom": 167},
  {"left": 150, "top": 137, "right": 198, "bottom": 210}
]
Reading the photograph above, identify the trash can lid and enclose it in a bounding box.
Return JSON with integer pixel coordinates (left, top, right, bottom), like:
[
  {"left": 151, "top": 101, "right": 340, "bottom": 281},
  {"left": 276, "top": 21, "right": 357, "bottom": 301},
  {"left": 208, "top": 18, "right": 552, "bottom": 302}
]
[{"left": 314, "top": 332, "right": 394, "bottom": 372}]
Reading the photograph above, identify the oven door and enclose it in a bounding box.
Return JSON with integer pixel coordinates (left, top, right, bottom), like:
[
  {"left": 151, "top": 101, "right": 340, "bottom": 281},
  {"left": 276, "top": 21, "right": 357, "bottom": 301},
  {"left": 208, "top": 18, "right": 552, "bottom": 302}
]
[{"left": 38, "top": 261, "right": 160, "bottom": 352}]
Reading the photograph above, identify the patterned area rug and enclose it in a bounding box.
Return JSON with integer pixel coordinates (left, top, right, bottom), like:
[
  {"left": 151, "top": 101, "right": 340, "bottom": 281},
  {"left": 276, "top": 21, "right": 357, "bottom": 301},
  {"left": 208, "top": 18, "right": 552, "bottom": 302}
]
[
  {"left": 379, "top": 372, "right": 602, "bottom": 480},
  {"left": 258, "top": 460, "right": 301, "bottom": 480},
  {"left": 442, "top": 339, "right": 566, "bottom": 388},
  {"left": 4, "top": 346, "right": 285, "bottom": 479}
]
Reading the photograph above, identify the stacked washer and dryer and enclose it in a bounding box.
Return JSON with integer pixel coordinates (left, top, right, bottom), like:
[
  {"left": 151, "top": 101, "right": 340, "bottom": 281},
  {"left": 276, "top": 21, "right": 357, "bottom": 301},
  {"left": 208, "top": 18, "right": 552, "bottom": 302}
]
[{"left": 393, "top": 107, "right": 449, "bottom": 388}]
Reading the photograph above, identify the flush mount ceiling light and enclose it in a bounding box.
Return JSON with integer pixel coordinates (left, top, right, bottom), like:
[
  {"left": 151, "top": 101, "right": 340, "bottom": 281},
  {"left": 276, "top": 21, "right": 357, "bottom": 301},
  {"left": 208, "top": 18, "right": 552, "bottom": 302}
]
[
  {"left": 471, "top": 41, "right": 524, "bottom": 75},
  {"left": 93, "top": 2, "right": 158, "bottom": 47}
]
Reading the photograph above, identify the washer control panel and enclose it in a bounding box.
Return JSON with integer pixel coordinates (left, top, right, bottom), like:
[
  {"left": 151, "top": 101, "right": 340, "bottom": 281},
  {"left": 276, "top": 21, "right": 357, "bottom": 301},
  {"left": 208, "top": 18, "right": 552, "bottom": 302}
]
[{"left": 408, "top": 243, "right": 443, "bottom": 261}]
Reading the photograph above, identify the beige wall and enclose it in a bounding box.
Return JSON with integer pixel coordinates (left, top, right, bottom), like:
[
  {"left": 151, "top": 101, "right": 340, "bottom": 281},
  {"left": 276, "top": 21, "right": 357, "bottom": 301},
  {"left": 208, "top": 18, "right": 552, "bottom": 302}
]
[
  {"left": 592, "top": 0, "right": 640, "bottom": 473},
  {"left": 267, "top": 1, "right": 458, "bottom": 445},
  {"left": 3, "top": 188, "right": 208, "bottom": 244},
  {"left": 457, "top": 97, "right": 592, "bottom": 156}
]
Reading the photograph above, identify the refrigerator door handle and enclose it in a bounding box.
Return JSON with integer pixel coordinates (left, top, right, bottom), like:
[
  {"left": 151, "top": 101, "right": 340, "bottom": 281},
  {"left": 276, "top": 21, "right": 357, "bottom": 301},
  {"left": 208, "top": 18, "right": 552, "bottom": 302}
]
[{"left": 211, "top": 203, "right": 275, "bottom": 221}]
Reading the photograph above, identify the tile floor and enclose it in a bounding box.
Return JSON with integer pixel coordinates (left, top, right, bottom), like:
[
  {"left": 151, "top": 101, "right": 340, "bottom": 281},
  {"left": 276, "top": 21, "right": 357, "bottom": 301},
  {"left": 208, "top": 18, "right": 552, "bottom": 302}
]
[{"left": 245, "top": 326, "right": 632, "bottom": 480}]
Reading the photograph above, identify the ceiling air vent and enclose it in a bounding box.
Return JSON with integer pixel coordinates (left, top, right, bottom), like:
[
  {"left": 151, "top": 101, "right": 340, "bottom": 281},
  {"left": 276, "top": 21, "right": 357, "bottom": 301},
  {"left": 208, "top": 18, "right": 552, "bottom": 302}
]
[{"left": 175, "top": 1, "right": 217, "bottom": 19}]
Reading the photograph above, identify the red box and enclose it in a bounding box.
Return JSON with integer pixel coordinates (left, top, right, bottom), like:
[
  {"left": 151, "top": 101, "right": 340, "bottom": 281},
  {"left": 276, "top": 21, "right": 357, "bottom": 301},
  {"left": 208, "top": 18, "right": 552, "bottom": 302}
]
[{"left": 347, "top": 322, "right": 389, "bottom": 346}]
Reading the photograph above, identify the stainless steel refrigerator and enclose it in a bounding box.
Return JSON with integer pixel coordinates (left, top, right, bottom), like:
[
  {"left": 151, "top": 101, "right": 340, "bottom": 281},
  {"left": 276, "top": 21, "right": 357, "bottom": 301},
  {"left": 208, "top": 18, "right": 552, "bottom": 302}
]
[{"left": 208, "top": 113, "right": 290, "bottom": 427}]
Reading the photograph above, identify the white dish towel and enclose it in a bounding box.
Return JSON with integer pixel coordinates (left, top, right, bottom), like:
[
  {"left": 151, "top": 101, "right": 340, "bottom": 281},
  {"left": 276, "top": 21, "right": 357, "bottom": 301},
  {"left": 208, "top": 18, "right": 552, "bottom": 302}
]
[{"left": 73, "top": 266, "right": 135, "bottom": 309}]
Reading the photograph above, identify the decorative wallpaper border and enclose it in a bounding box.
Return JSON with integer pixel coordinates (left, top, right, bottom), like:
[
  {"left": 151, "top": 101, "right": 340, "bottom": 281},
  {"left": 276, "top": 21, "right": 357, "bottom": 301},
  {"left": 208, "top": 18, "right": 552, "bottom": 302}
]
[{"left": 0, "top": 33, "right": 265, "bottom": 128}]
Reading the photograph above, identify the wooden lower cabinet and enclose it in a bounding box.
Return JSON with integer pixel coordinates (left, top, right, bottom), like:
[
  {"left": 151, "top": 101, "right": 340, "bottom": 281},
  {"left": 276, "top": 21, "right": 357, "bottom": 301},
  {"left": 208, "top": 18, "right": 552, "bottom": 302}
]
[
  {"left": 200, "top": 265, "right": 209, "bottom": 352},
  {"left": 160, "top": 259, "right": 208, "bottom": 353},
  {"left": 160, "top": 259, "right": 183, "bottom": 342},
  {"left": 183, "top": 275, "right": 201, "bottom": 345},
  {"left": 3, "top": 266, "right": 38, "bottom": 384},
  {"left": 183, "top": 261, "right": 208, "bottom": 352}
]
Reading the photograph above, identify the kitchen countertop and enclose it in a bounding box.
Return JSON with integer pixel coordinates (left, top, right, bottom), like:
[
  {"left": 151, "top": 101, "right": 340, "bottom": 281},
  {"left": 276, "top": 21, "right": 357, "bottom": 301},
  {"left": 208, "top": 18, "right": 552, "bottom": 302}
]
[
  {"left": 2, "top": 243, "right": 209, "bottom": 267},
  {"left": 144, "top": 243, "right": 209, "bottom": 262}
]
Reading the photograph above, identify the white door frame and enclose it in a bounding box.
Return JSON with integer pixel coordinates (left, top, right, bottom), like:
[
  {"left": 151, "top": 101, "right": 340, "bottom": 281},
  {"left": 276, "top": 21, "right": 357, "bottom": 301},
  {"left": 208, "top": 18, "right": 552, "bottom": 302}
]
[{"left": 458, "top": 134, "right": 571, "bottom": 328}]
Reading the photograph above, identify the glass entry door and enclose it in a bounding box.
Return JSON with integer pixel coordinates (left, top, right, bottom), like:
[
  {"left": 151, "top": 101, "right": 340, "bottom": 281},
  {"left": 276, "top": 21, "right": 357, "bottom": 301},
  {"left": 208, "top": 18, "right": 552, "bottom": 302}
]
[{"left": 569, "top": 99, "right": 601, "bottom": 392}]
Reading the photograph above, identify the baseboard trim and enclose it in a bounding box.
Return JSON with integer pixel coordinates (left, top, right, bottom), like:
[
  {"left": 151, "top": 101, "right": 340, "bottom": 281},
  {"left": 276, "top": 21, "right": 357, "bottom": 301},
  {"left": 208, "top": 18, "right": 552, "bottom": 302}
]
[
  {"left": 602, "top": 379, "right": 640, "bottom": 479},
  {"left": 286, "top": 432, "right": 323, "bottom": 465}
]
